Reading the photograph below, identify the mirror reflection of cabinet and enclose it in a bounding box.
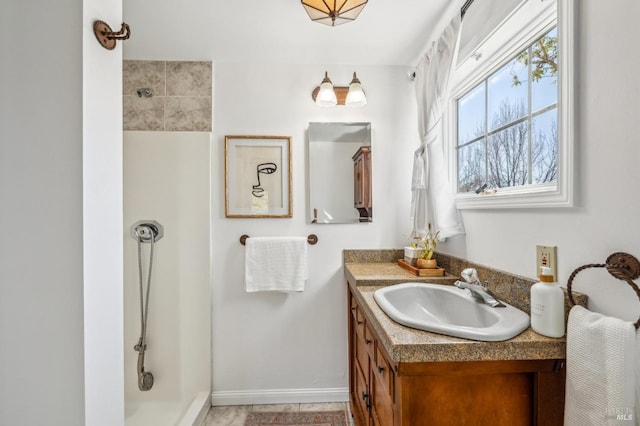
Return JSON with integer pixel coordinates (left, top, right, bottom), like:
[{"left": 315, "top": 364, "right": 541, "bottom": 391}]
[
  {"left": 352, "top": 146, "right": 371, "bottom": 221},
  {"left": 308, "top": 122, "right": 372, "bottom": 224}
]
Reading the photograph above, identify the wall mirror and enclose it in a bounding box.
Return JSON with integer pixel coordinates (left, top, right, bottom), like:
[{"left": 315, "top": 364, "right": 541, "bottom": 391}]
[{"left": 307, "top": 122, "right": 372, "bottom": 224}]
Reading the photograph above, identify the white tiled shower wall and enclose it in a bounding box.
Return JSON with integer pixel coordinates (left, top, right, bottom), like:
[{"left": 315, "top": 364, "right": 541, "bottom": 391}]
[{"left": 122, "top": 60, "right": 212, "bottom": 426}]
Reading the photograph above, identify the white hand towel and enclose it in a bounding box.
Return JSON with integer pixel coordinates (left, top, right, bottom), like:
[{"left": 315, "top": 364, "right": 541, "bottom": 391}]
[
  {"left": 564, "top": 305, "right": 637, "bottom": 425},
  {"left": 245, "top": 237, "right": 308, "bottom": 293}
]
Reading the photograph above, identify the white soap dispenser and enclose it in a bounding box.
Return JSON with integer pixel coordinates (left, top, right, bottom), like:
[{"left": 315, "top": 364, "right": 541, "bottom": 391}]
[{"left": 530, "top": 266, "right": 565, "bottom": 338}]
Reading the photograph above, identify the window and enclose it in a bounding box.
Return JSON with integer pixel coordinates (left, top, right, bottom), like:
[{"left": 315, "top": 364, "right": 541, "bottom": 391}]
[
  {"left": 450, "top": 0, "right": 574, "bottom": 209},
  {"left": 457, "top": 27, "right": 558, "bottom": 193}
]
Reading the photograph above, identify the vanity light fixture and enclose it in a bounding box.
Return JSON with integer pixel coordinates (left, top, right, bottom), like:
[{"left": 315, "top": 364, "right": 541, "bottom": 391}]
[
  {"left": 345, "top": 72, "right": 367, "bottom": 107},
  {"left": 314, "top": 71, "right": 338, "bottom": 106},
  {"left": 311, "top": 71, "right": 367, "bottom": 107},
  {"left": 301, "top": 0, "right": 368, "bottom": 27}
]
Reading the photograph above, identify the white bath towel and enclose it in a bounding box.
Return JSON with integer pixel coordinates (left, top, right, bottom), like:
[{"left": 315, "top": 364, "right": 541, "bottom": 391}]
[
  {"left": 564, "top": 305, "right": 637, "bottom": 425},
  {"left": 245, "top": 237, "right": 308, "bottom": 293}
]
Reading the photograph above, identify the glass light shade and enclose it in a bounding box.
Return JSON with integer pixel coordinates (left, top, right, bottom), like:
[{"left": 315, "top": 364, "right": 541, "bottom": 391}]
[
  {"left": 345, "top": 73, "right": 367, "bottom": 107},
  {"left": 315, "top": 72, "right": 337, "bottom": 106},
  {"left": 301, "top": 0, "right": 368, "bottom": 26}
]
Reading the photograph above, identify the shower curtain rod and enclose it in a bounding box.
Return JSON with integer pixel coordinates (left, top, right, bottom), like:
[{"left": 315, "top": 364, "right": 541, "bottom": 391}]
[{"left": 461, "top": 0, "right": 474, "bottom": 19}]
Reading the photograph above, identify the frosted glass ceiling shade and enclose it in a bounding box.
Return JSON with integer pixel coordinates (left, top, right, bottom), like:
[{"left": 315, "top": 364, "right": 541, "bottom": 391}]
[
  {"left": 315, "top": 72, "right": 337, "bottom": 106},
  {"left": 301, "top": 0, "right": 368, "bottom": 26},
  {"left": 345, "top": 72, "right": 367, "bottom": 107}
]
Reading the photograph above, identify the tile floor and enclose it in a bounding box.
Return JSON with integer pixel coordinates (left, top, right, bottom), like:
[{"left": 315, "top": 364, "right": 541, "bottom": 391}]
[{"left": 202, "top": 402, "right": 355, "bottom": 426}]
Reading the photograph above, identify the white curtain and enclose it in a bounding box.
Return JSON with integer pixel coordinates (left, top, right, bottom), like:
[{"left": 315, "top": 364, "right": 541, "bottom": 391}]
[{"left": 411, "top": 14, "right": 465, "bottom": 240}]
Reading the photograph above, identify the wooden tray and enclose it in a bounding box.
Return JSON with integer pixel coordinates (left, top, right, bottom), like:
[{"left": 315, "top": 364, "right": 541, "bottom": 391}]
[{"left": 397, "top": 259, "right": 446, "bottom": 276}]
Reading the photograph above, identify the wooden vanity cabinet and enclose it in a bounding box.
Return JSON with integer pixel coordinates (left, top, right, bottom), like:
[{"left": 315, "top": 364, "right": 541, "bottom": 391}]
[
  {"left": 349, "top": 291, "right": 394, "bottom": 426},
  {"left": 352, "top": 146, "right": 371, "bottom": 221},
  {"left": 348, "top": 287, "right": 566, "bottom": 426}
]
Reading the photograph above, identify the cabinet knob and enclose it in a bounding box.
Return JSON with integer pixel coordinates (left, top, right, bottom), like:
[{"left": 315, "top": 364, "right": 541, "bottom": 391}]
[
  {"left": 365, "top": 338, "right": 372, "bottom": 345},
  {"left": 357, "top": 320, "right": 363, "bottom": 325},
  {"left": 378, "top": 365, "right": 385, "bottom": 373}
]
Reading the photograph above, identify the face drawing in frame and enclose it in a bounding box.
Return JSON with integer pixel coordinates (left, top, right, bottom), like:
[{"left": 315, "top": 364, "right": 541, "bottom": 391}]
[
  {"left": 225, "top": 135, "right": 291, "bottom": 218},
  {"left": 235, "top": 145, "right": 283, "bottom": 213}
]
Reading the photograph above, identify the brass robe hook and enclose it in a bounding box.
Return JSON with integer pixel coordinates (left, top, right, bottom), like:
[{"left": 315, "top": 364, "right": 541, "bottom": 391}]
[{"left": 93, "top": 20, "right": 131, "bottom": 50}]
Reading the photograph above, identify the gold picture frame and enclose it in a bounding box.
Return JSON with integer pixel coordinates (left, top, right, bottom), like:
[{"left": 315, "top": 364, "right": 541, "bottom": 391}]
[{"left": 225, "top": 135, "right": 293, "bottom": 218}]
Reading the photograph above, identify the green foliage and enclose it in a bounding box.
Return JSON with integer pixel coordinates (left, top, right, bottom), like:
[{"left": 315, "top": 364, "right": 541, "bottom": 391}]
[
  {"left": 412, "top": 224, "right": 440, "bottom": 260},
  {"left": 512, "top": 33, "right": 558, "bottom": 87}
]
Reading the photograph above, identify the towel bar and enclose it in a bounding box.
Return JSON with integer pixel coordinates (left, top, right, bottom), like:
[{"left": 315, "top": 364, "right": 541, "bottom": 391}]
[
  {"left": 567, "top": 252, "right": 640, "bottom": 329},
  {"left": 239, "top": 234, "right": 318, "bottom": 246}
]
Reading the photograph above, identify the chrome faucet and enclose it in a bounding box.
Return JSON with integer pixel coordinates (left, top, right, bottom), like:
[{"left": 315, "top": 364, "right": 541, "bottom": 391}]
[{"left": 454, "top": 268, "right": 506, "bottom": 308}]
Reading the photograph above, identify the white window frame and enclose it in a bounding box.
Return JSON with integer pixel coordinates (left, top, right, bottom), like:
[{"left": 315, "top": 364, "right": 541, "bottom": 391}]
[{"left": 448, "top": 0, "right": 575, "bottom": 209}]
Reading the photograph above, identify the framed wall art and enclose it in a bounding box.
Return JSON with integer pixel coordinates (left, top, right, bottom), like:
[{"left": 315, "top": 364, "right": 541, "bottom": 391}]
[{"left": 225, "top": 135, "right": 292, "bottom": 218}]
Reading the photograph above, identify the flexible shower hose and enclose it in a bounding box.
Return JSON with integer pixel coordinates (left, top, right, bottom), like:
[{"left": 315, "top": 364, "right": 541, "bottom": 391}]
[{"left": 135, "top": 226, "right": 155, "bottom": 391}]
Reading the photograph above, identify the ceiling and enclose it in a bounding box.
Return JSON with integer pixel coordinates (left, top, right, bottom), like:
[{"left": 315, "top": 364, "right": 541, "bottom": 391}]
[{"left": 123, "top": 0, "right": 454, "bottom": 66}]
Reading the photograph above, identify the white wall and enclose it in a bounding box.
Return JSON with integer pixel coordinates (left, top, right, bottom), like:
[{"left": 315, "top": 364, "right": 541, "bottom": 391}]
[
  {"left": 440, "top": 0, "right": 640, "bottom": 322},
  {"left": 123, "top": 131, "right": 211, "bottom": 424},
  {"left": 211, "top": 64, "right": 417, "bottom": 403},
  {"left": 0, "top": 2, "right": 84, "bottom": 424},
  {"left": 83, "top": 0, "right": 125, "bottom": 424},
  {"left": 2, "top": 1, "right": 123, "bottom": 425}
]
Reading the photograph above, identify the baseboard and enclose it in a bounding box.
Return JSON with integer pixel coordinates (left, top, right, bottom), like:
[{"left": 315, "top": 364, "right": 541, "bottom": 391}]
[{"left": 210, "top": 387, "right": 349, "bottom": 406}]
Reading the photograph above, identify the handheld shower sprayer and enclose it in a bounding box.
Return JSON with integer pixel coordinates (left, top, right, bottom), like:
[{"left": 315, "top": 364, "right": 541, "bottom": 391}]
[
  {"left": 135, "top": 340, "right": 154, "bottom": 391},
  {"left": 130, "top": 220, "right": 164, "bottom": 391}
]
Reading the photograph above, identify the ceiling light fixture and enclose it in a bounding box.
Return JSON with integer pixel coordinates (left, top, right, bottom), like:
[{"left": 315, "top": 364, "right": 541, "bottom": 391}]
[
  {"left": 311, "top": 71, "right": 367, "bottom": 107},
  {"left": 301, "top": 0, "right": 369, "bottom": 27}
]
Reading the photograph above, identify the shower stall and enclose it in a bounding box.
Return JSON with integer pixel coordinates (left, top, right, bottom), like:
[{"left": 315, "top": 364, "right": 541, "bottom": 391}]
[{"left": 124, "top": 131, "right": 212, "bottom": 425}]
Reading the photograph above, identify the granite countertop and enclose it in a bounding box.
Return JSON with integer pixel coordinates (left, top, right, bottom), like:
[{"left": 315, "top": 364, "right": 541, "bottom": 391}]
[
  {"left": 345, "top": 262, "right": 568, "bottom": 364},
  {"left": 344, "top": 262, "right": 459, "bottom": 287}
]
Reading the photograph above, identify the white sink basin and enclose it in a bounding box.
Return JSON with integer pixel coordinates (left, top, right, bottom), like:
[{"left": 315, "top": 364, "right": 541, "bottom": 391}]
[{"left": 373, "top": 282, "right": 530, "bottom": 342}]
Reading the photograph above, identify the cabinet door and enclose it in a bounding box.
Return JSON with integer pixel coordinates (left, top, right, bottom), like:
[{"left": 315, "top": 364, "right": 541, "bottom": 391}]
[
  {"left": 354, "top": 322, "right": 370, "bottom": 386},
  {"left": 354, "top": 361, "right": 370, "bottom": 426},
  {"left": 354, "top": 155, "right": 363, "bottom": 207},
  {"left": 362, "top": 150, "right": 371, "bottom": 210},
  {"left": 363, "top": 322, "right": 375, "bottom": 360},
  {"left": 374, "top": 346, "right": 393, "bottom": 402},
  {"left": 371, "top": 373, "right": 393, "bottom": 426}
]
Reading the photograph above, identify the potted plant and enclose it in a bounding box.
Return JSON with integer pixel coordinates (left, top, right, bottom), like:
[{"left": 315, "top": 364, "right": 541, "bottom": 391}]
[{"left": 416, "top": 224, "right": 440, "bottom": 269}]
